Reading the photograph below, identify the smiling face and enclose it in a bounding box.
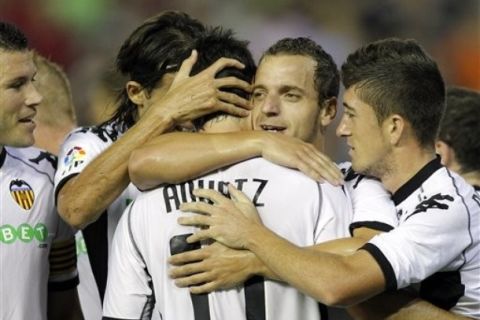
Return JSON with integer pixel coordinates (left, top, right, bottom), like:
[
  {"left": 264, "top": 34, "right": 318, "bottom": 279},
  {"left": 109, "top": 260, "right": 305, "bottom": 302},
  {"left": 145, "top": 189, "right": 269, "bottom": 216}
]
[
  {"left": 336, "top": 86, "right": 392, "bottom": 178},
  {"left": 0, "top": 50, "right": 42, "bottom": 148},
  {"left": 252, "top": 54, "right": 323, "bottom": 143}
]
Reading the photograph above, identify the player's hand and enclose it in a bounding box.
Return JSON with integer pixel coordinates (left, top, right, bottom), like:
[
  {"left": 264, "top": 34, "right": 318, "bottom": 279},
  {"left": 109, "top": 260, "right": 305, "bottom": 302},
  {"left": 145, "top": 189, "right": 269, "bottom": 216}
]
[
  {"left": 148, "top": 50, "right": 253, "bottom": 123},
  {"left": 179, "top": 184, "right": 262, "bottom": 249},
  {"left": 260, "top": 132, "right": 343, "bottom": 185},
  {"left": 168, "top": 242, "right": 255, "bottom": 294}
]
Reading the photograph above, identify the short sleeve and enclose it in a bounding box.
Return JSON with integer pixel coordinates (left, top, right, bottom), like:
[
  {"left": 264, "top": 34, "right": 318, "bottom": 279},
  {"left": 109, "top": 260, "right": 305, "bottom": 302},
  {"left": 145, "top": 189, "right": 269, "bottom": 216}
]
[{"left": 54, "top": 128, "right": 108, "bottom": 199}]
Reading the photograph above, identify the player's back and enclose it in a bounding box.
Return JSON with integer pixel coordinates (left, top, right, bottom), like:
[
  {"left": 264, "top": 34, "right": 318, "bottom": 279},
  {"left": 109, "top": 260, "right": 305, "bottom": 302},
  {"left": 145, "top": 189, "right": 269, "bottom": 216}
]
[{"left": 105, "top": 158, "right": 352, "bottom": 319}]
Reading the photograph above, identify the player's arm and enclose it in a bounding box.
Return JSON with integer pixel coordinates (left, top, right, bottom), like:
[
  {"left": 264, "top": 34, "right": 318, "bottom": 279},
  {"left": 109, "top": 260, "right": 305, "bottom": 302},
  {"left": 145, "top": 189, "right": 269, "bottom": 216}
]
[
  {"left": 168, "top": 235, "right": 369, "bottom": 293},
  {"left": 129, "top": 131, "right": 343, "bottom": 190},
  {"left": 347, "top": 292, "right": 472, "bottom": 320},
  {"left": 48, "top": 289, "right": 83, "bottom": 320},
  {"left": 179, "top": 185, "right": 386, "bottom": 306},
  {"left": 48, "top": 231, "right": 83, "bottom": 319},
  {"left": 103, "top": 203, "right": 153, "bottom": 319},
  {"left": 57, "top": 53, "right": 252, "bottom": 229},
  {"left": 169, "top": 184, "right": 380, "bottom": 293},
  {"left": 385, "top": 299, "right": 472, "bottom": 320}
]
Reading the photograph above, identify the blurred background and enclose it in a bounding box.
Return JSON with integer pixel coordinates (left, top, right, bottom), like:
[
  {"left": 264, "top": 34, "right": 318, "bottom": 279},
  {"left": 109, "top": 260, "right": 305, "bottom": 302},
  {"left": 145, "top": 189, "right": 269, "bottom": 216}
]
[{"left": 1, "top": 0, "right": 479, "bottom": 161}]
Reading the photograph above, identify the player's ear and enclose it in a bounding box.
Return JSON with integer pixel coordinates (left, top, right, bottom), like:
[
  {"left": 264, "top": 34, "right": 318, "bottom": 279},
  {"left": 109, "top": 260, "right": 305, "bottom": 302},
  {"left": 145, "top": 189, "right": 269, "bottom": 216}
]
[
  {"left": 319, "top": 97, "right": 337, "bottom": 126},
  {"left": 126, "top": 81, "right": 148, "bottom": 106},
  {"left": 384, "top": 113, "right": 405, "bottom": 145},
  {"left": 435, "top": 140, "right": 455, "bottom": 167}
]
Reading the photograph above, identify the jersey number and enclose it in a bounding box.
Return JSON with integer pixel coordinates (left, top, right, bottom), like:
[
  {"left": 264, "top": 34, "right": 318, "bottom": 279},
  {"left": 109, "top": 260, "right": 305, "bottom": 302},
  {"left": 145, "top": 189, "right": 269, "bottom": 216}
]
[{"left": 170, "top": 234, "right": 266, "bottom": 320}]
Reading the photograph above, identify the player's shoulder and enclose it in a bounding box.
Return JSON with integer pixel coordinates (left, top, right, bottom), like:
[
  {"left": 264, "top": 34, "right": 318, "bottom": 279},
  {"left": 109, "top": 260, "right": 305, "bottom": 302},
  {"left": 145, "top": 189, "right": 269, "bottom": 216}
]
[
  {"left": 426, "top": 167, "right": 475, "bottom": 201},
  {"left": 239, "top": 157, "right": 317, "bottom": 181},
  {"left": 4, "top": 146, "right": 57, "bottom": 179},
  {"left": 337, "top": 161, "right": 386, "bottom": 193},
  {"left": 64, "top": 121, "right": 123, "bottom": 145}
]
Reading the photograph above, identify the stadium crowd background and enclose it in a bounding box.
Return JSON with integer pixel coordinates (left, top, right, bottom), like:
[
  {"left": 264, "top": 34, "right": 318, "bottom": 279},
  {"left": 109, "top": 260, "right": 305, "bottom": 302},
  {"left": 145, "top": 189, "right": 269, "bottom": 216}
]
[{"left": 1, "top": 0, "right": 478, "bottom": 161}]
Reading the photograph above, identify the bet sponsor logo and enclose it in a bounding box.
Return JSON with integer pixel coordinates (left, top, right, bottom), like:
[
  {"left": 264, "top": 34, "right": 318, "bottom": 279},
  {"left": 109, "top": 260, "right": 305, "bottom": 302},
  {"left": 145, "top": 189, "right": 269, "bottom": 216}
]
[
  {"left": 10, "top": 179, "right": 35, "bottom": 210},
  {"left": 0, "top": 223, "right": 49, "bottom": 246},
  {"left": 76, "top": 235, "right": 88, "bottom": 256},
  {"left": 62, "top": 146, "right": 86, "bottom": 174}
]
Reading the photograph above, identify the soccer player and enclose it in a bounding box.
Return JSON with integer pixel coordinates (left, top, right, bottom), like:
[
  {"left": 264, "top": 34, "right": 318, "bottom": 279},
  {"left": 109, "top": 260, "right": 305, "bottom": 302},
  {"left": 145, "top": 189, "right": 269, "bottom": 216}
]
[
  {"left": 129, "top": 37, "right": 396, "bottom": 320},
  {"left": 32, "top": 52, "right": 77, "bottom": 155},
  {"left": 0, "top": 22, "right": 81, "bottom": 319},
  {"left": 103, "top": 28, "right": 352, "bottom": 320},
  {"left": 32, "top": 52, "right": 101, "bottom": 320},
  {"left": 436, "top": 86, "right": 480, "bottom": 190},
  {"left": 129, "top": 36, "right": 397, "bottom": 268},
  {"left": 53, "top": 11, "right": 253, "bottom": 312},
  {"left": 178, "top": 38, "right": 480, "bottom": 319}
]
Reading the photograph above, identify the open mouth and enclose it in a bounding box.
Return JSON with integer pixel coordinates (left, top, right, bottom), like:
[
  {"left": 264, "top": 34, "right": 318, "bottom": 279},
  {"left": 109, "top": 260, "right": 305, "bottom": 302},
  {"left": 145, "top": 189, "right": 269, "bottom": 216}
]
[
  {"left": 19, "top": 115, "right": 36, "bottom": 126},
  {"left": 260, "top": 124, "right": 286, "bottom": 133}
]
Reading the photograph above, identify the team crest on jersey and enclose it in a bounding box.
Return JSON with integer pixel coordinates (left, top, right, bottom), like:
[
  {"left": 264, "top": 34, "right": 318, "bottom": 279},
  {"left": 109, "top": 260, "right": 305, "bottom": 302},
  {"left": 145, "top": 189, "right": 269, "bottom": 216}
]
[
  {"left": 10, "top": 179, "right": 35, "bottom": 210},
  {"left": 63, "top": 146, "right": 86, "bottom": 173}
]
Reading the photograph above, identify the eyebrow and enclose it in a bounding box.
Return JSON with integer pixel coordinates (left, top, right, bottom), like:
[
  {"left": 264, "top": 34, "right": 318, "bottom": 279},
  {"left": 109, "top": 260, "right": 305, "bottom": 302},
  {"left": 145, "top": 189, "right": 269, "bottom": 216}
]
[
  {"left": 252, "top": 84, "right": 305, "bottom": 94},
  {"left": 6, "top": 70, "right": 37, "bottom": 84},
  {"left": 343, "top": 102, "right": 356, "bottom": 113},
  {"left": 279, "top": 85, "right": 304, "bottom": 94},
  {"left": 252, "top": 84, "right": 266, "bottom": 91}
]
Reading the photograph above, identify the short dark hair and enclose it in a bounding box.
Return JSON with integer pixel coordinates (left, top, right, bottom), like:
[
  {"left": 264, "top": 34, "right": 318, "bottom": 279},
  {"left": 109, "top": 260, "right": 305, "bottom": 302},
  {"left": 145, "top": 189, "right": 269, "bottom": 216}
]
[
  {"left": 438, "top": 87, "right": 480, "bottom": 173},
  {"left": 107, "top": 11, "right": 205, "bottom": 130},
  {"left": 341, "top": 38, "right": 445, "bottom": 148},
  {"left": 260, "top": 37, "right": 339, "bottom": 106},
  {"left": 191, "top": 27, "right": 256, "bottom": 129},
  {"left": 0, "top": 21, "right": 28, "bottom": 51}
]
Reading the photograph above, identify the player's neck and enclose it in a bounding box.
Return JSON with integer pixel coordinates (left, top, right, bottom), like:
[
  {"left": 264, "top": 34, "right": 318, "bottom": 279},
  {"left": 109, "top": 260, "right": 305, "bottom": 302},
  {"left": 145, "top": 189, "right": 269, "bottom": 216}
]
[
  {"left": 310, "top": 133, "right": 325, "bottom": 153},
  {"left": 33, "top": 125, "right": 73, "bottom": 155},
  {"left": 381, "top": 144, "right": 437, "bottom": 194}
]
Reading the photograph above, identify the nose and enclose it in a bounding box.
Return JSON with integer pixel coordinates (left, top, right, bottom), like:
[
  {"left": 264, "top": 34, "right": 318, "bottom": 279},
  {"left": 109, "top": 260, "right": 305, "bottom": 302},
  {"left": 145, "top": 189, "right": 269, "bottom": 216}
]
[
  {"left": 336, "top": 114, "right": 350, "bottom": 137},
  {"left": 261, "top": 94, "right": 280, "bottom": 116},
  {"left": 26, "top": 83, "right": 43, "bottom": 107}
]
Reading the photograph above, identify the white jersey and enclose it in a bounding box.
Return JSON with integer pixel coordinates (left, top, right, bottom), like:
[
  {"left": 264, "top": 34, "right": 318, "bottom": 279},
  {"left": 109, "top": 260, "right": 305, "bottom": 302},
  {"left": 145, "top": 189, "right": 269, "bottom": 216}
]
[
  {"left": 0, "top": 146, "right": 78, "bottom": 320},
  {"left": 76, "top": 231, "right": 102, "bottom": 320},
  {"left": 104, "top": 158, "right": 352, "bottom": 320},
  {"left": 365, "top": 158, "right": 480, "bottom": 318},
  {"left": 339, "top": 162, "right": 398, "bottom": 234},
  {"left": 54, "top": 121, "right": 140, "bottom": 311}
]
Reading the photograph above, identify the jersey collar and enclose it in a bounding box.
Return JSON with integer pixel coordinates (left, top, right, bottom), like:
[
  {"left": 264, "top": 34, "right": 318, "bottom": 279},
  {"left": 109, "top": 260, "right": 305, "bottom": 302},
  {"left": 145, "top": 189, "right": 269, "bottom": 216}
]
[
  {"left": 0, "top": 147, "right": 6, "bottom": 169},
  {"left": 392, "top": 156, "right": 442, "bottom": 206}
]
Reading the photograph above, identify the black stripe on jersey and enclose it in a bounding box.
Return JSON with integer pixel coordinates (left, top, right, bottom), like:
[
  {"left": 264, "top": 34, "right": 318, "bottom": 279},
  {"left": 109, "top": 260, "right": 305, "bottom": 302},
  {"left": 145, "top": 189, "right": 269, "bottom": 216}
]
[
  {"left": 0, "top": 148, "right": 6, "bottom": 168},
  {"left": 48, "top": 276, "right": 79, "bottom": 291},
  {"left": 392, "top": 157, "right": 442, "bottom": 205},
  {"left": 245, "top": 276, "right": 266, "bottom": 320},
  {"left": 419, "top": 271, "right": 465, "bottom": 310},
  {"left": 139, "top": 292, "right": 155, "bottom": 320},
  {"left": 349, "top": 221, "right": 394, "bottom": 236},
  {"left": 28, "top": 151, "right": 57, "bottom": 170},
  {"left": 83, "top": 210, "right": 109, "bottom": 302},
  {"left": 361, "top": 243, "right": 397, "bottom": 291}
]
